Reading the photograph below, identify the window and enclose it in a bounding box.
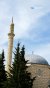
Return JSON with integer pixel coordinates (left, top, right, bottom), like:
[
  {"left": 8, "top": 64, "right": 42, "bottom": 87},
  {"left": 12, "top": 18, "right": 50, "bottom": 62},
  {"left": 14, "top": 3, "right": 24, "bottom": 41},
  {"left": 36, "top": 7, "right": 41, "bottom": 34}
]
[{"left": 37, "top": 69, "right": 42, "bottom": 76}]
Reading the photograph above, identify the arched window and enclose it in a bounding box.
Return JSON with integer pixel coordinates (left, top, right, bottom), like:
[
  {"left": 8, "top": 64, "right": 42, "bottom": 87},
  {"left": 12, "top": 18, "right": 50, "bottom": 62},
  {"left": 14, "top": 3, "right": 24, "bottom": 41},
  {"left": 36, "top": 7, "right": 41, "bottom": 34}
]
[{"left": 37, "top": 69, "right": 42, "bottom": 76}]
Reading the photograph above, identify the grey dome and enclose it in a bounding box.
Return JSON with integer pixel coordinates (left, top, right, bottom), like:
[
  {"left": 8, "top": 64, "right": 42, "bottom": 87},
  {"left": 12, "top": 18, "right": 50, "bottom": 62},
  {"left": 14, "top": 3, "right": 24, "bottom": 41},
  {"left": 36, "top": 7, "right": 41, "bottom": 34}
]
[{"left": 26, "top": 54, "right": 48, "bottom": 65}]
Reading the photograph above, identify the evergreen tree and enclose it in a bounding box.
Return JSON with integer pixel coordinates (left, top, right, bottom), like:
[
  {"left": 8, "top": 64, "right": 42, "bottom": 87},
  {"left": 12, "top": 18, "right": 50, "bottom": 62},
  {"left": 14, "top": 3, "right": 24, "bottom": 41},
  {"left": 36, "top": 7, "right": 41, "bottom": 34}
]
[
  {"left": 0, "top": 50, "right": 7, "bottom": 88},
  {"left": 7, "top": 43, "right": 35, "bottom": 88},
  {"left": 18, "top": 45, "right": 34, "bottom": 88}
]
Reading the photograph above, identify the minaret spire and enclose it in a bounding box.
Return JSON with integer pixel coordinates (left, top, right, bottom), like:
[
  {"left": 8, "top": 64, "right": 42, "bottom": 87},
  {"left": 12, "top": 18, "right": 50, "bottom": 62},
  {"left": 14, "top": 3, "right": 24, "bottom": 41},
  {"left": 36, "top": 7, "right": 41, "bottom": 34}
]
[
  {"left": 6, "top": 18, "right": 15, "bottom": 74},
  {"left": 12, "top": 17, "right": 13, "bottom": 23}
]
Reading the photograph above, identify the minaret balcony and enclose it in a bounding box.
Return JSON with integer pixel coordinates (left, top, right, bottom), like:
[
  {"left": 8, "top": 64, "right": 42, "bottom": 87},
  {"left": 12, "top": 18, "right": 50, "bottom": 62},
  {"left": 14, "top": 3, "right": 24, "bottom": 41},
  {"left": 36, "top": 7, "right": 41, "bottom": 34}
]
[{"left": 8, "top": 33, "right": 15, "bottom": 37}]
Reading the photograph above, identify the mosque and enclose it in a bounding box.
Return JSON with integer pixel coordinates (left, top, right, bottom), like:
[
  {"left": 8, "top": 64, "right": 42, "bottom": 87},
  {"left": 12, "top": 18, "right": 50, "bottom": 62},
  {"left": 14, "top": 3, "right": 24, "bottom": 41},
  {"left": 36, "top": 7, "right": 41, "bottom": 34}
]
[{"left": 3, "top": 18, "right": 50, "bottom": 88}]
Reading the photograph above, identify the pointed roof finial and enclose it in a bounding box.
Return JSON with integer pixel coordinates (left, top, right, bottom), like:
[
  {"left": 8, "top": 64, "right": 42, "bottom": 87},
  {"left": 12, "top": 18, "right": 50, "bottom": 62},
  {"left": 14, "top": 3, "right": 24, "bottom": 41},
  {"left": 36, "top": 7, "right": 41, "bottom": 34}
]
[{"left": 12, "top": 17, "right": 13, "bottom": 23}]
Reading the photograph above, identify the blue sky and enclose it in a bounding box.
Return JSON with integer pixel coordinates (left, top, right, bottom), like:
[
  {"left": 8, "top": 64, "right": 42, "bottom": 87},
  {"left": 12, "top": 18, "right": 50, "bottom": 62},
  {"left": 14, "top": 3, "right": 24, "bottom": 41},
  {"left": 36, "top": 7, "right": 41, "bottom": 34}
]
[{"left": 0, "top": 0, "right": 50, "bottom": 64}]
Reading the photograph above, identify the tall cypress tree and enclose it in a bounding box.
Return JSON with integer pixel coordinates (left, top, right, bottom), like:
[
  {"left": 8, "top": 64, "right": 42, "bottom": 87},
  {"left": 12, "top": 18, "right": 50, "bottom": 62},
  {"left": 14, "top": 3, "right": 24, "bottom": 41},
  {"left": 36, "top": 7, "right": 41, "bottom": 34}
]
[
  {"left": 7, "top": 43, "right": 35, "bottom": 88},
  {"left": 20, "top": 45, "right": 36, "bottom": 88},
  {"left": 0, "top": 50, "right": 7, "bottom": 88},
  {"left": 19, "top": 45, "right": 34, "bottom": 88}
]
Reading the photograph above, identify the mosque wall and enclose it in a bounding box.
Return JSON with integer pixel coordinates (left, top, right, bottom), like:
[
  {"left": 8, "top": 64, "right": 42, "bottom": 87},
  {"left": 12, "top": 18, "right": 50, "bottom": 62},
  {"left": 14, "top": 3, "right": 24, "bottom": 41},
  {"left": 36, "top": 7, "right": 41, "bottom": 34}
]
[{"left": 28, "top": 64, "right": 50, "bottom": 88}]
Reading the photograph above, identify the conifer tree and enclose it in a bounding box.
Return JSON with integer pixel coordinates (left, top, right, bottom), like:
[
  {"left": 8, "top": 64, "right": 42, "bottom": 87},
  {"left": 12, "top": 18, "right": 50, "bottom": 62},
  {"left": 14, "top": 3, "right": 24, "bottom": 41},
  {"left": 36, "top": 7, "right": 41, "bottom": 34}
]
[
  {"left": 7, "top": 43, "right": 35, "bottom": 88},
  {"left": 0, "top": 50, "right": 7, "bottom": 88},
  {"left": 18, "top": 45, "right": 34, "bottom": 88}
]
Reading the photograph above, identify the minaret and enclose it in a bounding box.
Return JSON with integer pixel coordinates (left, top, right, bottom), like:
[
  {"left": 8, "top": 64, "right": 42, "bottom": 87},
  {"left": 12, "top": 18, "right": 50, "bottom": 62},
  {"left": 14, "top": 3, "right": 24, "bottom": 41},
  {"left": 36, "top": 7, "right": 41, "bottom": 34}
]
[{"left": 6, "top": 18, "right": 15, "bottom": 73}]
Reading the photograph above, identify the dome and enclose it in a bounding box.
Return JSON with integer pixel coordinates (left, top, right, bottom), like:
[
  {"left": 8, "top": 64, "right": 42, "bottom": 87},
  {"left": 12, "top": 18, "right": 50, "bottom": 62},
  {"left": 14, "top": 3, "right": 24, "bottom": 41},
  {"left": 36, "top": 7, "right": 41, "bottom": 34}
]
[{"left": 26, "top": 54, "right": 48, "bottom": 65}]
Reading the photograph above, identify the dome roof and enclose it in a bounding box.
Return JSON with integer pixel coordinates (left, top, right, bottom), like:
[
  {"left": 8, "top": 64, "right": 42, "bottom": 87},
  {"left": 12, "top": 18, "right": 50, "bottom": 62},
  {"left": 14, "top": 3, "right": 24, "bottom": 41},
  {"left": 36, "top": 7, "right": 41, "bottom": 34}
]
[{"left": 26, "top": 54, "right": 48, "bottom": 65}]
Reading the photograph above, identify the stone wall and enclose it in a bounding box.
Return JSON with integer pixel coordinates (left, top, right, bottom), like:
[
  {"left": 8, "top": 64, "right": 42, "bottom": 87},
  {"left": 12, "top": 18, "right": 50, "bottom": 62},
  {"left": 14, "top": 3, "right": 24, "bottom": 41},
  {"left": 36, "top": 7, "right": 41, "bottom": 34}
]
[{"left": 28, "top": 64, "right": 50, "bottom": 88}]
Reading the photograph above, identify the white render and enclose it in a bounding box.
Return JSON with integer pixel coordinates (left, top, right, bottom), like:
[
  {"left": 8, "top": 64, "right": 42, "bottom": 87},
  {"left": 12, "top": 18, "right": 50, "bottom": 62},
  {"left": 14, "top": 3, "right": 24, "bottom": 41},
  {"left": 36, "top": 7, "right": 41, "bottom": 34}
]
[{"left": 6, "top": 18, "right": 15, "bottom": 73}]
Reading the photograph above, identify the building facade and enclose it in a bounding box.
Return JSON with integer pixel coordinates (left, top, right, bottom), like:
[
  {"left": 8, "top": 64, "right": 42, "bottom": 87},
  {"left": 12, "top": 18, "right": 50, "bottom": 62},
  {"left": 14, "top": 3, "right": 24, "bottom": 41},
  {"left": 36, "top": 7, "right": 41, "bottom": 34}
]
[{"left": 27, "top": 54, "right": 50, "bottom": 88}]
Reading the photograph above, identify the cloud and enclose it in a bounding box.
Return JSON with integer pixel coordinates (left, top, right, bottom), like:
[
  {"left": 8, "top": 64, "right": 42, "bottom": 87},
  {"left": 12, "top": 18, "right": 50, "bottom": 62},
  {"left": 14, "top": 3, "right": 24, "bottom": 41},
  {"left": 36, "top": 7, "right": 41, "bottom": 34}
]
[
  {"left": 0, "top": 0, "right": 50, "bottom": 42},
  {"left": 0, "top": 0, "right": 50, "bottom": 65},
  {"left": 13, "top": 0, "right": 50, "bottom": 40}
]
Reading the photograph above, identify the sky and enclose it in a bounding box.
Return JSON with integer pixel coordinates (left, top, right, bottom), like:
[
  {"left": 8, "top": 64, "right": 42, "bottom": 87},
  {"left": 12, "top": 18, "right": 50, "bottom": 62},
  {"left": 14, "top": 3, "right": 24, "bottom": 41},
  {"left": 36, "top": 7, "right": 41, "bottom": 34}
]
[{"left": 0, "top": 0, "right": 50, "bottom": 64}]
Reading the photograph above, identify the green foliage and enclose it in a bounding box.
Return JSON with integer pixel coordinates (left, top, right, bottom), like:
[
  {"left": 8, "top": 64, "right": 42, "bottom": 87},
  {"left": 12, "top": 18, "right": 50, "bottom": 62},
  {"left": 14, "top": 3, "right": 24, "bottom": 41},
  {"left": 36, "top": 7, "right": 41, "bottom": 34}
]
[
  {"left": 7, "top": 43, "right": 35, "bottom": 88},
  {"left": 0, "top": 50, "right": 7, "bottom": 88}
]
